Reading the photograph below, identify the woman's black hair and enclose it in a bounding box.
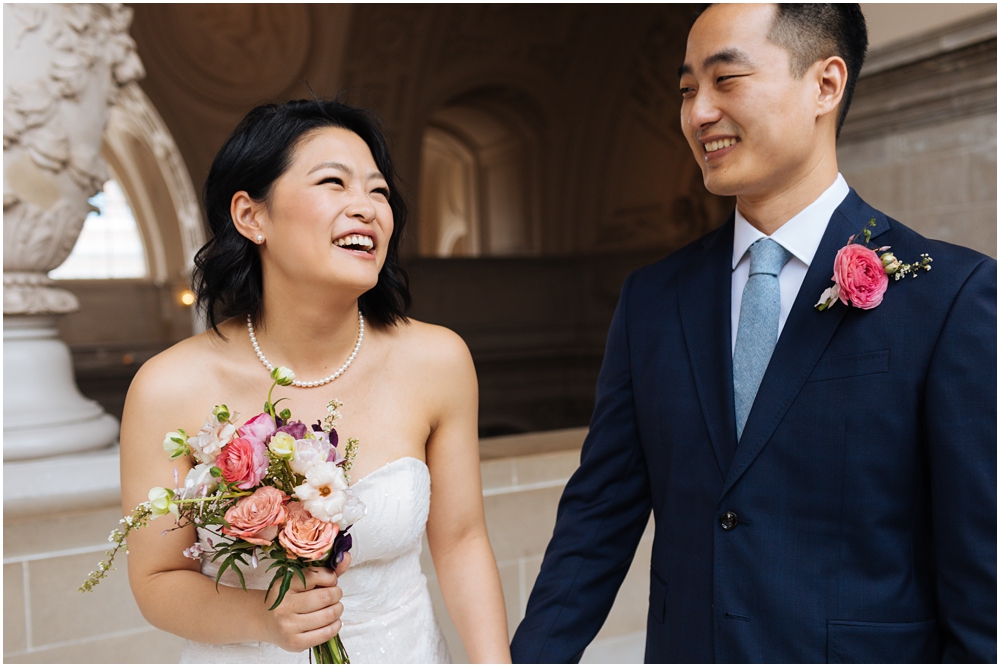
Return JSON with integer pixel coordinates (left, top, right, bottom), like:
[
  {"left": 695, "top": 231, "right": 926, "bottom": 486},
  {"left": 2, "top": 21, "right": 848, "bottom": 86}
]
[{"left": 193, "top": 98, "right": 411, "bottom": 333}]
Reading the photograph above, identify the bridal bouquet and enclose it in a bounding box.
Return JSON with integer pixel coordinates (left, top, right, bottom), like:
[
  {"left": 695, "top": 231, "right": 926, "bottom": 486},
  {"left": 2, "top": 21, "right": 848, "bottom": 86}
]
[{"left": 80, "top": 367, "right": 364, "bottom": 664}]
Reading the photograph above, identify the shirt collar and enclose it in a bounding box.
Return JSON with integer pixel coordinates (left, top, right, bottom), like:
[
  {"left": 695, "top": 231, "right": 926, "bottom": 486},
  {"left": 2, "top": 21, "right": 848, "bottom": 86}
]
[{"left": 732, "top": 173, "right": 850, "bottom": 270}]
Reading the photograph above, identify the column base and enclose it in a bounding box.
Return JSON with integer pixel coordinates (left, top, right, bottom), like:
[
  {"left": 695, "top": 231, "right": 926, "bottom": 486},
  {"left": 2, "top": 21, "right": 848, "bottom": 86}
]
[{"left": 3, "top": 314, "right": 121, "bottom": 461}]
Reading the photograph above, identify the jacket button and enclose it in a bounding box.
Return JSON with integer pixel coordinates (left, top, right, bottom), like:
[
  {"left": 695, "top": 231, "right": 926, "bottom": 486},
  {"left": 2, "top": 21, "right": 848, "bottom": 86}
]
[{"left": 720, "top": 511, "right": 739, "bottom": 531}]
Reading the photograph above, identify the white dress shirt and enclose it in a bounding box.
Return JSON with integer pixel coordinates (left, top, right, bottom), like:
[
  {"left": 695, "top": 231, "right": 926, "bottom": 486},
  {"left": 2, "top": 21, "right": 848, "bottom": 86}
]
[{"left": 731, "top": 174, "right": 850, "bottom": 354}]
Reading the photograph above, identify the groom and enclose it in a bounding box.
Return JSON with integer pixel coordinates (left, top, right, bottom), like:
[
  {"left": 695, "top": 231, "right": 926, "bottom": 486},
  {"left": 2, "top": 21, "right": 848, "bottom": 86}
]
[{"left": 511, "top": 4, "right": 996, "bottom": 663}]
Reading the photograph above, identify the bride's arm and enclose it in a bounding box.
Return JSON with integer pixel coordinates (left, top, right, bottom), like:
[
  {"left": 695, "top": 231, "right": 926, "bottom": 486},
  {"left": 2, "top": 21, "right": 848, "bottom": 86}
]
[
  {"left": 120, "top": 349, "right": 347, "bottom": 651},
  {"left": 422, "top": 329, "right": 512, "bottom": 663}
]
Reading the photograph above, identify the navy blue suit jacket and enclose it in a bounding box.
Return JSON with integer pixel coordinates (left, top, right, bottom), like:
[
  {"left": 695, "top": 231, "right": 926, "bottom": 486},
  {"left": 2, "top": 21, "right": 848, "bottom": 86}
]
[{"left": 510, "top": 191, "right": 996, "bottom": 663}]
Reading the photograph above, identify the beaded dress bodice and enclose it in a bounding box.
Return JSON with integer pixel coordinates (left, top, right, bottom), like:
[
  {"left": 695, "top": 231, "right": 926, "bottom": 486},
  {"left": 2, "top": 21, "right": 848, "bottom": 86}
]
[{"left": 178, "top": 457, "right": 451, "bottom": 664}]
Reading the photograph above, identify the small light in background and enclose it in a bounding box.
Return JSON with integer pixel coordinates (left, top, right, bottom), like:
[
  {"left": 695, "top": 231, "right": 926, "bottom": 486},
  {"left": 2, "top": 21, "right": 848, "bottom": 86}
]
[
  {"left": 122, "top": 353, "right": 135, "bottom": 366},
  {"left": 179, "top": 289, "right": 196, "bottom": 307}
]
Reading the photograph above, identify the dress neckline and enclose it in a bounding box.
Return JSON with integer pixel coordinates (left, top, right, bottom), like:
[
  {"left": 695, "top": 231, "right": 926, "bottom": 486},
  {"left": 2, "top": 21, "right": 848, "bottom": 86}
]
[{"left": 349, "top": 456, "right": 427, "bottom": 487}]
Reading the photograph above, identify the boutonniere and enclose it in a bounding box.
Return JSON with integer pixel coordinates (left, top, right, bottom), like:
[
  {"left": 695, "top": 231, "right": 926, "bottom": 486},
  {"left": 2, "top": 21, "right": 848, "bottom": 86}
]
[{"left": 815, "top": 217, "right": 932, "bottom": 311}]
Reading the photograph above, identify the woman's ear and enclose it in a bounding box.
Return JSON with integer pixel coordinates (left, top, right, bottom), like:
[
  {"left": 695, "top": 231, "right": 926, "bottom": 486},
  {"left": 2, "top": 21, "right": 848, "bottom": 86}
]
[{"left": 231, "top": 191, "right": 267, "bottom": 244}]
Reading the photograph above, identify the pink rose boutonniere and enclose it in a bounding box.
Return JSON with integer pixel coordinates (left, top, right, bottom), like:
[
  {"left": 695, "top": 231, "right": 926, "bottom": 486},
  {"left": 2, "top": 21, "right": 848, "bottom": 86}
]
[{"left": 816, "top": 218, "right": 933, "bottom": 311}]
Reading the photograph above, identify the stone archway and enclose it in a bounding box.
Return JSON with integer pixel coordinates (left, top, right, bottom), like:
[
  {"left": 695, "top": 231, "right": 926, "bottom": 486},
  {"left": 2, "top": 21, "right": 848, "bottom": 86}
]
[
  {"left": 103, "top": 83, "right": 205, "bottom": 286},
  {"left": 418, "top": 87, "right": 545, "bottom": 257}
]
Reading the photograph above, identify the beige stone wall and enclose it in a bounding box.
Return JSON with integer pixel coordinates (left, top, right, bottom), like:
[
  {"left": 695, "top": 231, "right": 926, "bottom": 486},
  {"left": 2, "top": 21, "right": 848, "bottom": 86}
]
[
  {"left": 838, "top": 13, "right": 996, "bottom": 258},
  {"left": 840, "top": 114, "right": 997, "bottom": 257},
  {"left": 4, "top": 429, "right": 650, "bottom": 664},
  {"left": 3, "top": 508, "right": 184, "bottom": 663}
]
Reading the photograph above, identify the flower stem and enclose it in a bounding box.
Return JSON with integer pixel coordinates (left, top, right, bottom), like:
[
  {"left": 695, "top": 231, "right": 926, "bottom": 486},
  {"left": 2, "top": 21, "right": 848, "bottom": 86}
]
[
  {"left": 312, "top": 634, "right": 350, "bottom": 663},
  {"left": 266, "top": 379, "right": 278, "bottom": 419},
  {"left": 179, "top": 491, "right": 251, "bottom": 503}
]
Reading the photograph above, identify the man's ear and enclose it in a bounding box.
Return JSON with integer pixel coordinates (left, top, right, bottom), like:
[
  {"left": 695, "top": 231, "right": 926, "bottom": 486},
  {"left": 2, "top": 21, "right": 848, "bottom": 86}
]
[
  {"left": 815, "top": 55, "right": 848, "bottom": 121},
  {"left": 231, "top": 191, "right": 267, "bottom": 243}
]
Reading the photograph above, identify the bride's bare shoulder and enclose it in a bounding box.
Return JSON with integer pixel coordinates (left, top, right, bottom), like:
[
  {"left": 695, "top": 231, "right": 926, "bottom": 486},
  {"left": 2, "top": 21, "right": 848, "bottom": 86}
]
[
  {"left": 126, "top": 322, "right": 240, "bottom": 412},
  {"left": 388, "top": 318, "right": 474, "bottom": 374}
]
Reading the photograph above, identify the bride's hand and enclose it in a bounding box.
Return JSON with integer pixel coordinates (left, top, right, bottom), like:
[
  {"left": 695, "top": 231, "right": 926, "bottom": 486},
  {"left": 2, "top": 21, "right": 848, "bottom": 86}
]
[{"left": 262, "top": 564, "right": 346, "bottom": 653}]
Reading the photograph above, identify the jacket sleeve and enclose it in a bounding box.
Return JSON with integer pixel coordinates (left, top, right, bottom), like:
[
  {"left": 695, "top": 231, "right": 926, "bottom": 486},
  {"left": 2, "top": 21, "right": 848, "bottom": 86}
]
[
  {"left": 924, "top": 257, "right": 997, "bottom": 663},
  {"left": 510, "top": 273, "right": 653, "bottom": 663}
]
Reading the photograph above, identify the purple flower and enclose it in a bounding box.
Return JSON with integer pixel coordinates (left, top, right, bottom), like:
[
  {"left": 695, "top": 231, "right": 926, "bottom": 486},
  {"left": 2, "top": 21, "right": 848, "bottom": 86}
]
[
  {"left": 276, "top": 420, "right": 308, "bottom": 440},
  {"left": 327, "top": 530, "right": 353, "bottom": 567}
]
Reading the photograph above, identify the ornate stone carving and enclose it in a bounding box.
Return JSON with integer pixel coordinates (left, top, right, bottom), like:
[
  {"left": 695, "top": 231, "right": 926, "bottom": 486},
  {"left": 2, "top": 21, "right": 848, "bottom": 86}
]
[
  {"left": 3, "top": 4, "right": 143, "bottom": 462},
  {"left": 2, "top": 272, "right": 79, "bottom": 315},
  {"left": 3, "top": 3, "right": 144, "bottom": 314}
]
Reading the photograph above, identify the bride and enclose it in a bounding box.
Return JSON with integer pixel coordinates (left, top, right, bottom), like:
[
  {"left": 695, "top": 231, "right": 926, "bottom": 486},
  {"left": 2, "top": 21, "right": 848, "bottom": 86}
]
[{"left": 120, "top": 99, "right": 511, "bottom": 663}]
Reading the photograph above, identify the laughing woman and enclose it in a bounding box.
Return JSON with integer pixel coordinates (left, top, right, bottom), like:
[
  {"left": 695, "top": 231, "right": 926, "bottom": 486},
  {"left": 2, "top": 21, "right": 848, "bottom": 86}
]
[{"left": 120, "top": 99, "right": 511, "bottom": 663}]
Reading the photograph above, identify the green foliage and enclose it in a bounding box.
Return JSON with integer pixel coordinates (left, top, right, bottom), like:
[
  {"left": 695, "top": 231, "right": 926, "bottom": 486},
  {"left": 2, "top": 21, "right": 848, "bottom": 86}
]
[{"left": 264, "top": 548, "right": 309, "bottom": 610}]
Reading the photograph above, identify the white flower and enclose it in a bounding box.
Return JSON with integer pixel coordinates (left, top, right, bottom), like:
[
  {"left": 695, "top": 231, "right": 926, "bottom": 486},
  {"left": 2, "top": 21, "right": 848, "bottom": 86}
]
[
  {"left": 269, "top": 431, "right": 296, "bottom": 459},
  {"left": 293, "top": 462, "right": 349, "bottom": 523},
  {"left": 162, "top": 431, "right": 189, "bottom": 459},
  {"left": 271, "top": 366, "right": 295, "bottom": 386},
  {"left": 187, "top": 415, "right": 237, "bottom": 465},
  {"left": 182, "top": 543, "right": 203, "bottom": 559},
  {"left": 341, "top": 494, "right": 366, "bottom": 528},
  {"left": 289, "top": 433, "right": 332, "bottom": 476},
  {"left": 148, "top": 487, "right": 178, "bottom": 517},
  {"left": 814, "top": 283, "right": 840, "bottom": 311},
  {"left": 183, "top": 463, "right": 219, "bottom": 496}
]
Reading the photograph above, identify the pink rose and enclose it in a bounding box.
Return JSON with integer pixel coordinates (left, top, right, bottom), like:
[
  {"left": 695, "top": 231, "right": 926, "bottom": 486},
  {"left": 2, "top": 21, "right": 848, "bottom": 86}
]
[
  {"left": 222, "top": 486, "right": 288, "bottom": 545},
  {"left": 238, "top": 413, "right": 276, "bottom": 450},
  {"left": 834, "top": 244, "right": 888, "bottom": 310},
  {"left": 217, "top": 437, "right": 268, "bottom": 490},
  {"left": 278, "top": 502, "right": 337, "bottom": 561}
]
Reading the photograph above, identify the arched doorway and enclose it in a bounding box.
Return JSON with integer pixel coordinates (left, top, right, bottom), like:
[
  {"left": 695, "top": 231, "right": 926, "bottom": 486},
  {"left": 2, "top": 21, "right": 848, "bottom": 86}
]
[{"left": 418, "top": 88, "right": 543, "bottom": 257}]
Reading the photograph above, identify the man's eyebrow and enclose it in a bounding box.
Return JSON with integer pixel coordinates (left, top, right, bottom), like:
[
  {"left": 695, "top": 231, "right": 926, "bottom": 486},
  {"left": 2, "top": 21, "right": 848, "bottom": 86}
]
[{"left": 677, "top": 48, "right": 755, "bottom": 79}]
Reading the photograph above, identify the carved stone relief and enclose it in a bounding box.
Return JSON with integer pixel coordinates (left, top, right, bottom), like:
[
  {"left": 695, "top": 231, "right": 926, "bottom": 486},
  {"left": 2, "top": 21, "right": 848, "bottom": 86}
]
[{"left": 3, "top": 3, "right": 143, "bottom": 314}]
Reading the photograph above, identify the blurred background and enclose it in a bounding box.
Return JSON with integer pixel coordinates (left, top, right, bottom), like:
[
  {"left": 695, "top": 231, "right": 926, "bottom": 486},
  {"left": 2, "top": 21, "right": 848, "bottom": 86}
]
[{"left": 4, "top": 3, "right": 995, "bottom": 663}]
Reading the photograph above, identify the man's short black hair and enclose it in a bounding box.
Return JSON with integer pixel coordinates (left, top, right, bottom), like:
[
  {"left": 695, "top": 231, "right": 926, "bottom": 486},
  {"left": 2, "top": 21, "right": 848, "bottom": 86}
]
[{"left": 767, "top": 4, "right": 868, "bottom": 138}]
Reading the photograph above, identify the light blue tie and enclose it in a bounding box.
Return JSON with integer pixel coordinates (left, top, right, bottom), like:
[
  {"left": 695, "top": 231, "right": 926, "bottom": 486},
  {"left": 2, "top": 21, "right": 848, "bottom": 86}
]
[{"left": 733, "top": 238, "right": 792, "bottom": 441}]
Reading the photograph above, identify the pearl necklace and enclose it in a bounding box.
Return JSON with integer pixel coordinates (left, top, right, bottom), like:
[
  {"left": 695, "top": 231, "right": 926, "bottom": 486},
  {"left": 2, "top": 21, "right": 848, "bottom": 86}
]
[{"left": 247, "top": 311, "right": 364, "bottom": 388}]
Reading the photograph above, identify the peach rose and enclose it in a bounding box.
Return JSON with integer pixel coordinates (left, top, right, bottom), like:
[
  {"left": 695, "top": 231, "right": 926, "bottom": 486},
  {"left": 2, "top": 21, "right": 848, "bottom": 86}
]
[
  {"left": 278, "top": 502, "right": 337, "bottom": 561},
  {"left": 834, "top": 244, "right": 889, "bottom": 310},
  {"left": 217, "top": 437, "right": 268, "bottom": 490},
  {"left": 222, "top": 486, "right": 288, "bottom": 545}
]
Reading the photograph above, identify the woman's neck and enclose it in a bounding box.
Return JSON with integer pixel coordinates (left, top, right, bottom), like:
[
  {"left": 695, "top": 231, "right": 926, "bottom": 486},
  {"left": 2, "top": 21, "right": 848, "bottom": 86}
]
[{"left": 252, "top": 286, "right": 365, "bottom": 380}]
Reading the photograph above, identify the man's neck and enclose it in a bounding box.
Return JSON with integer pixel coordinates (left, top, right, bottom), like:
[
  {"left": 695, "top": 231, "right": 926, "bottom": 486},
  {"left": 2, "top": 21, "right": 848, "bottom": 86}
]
[{"left": 736, "top": 156, "right": 840, "bottom": 236}]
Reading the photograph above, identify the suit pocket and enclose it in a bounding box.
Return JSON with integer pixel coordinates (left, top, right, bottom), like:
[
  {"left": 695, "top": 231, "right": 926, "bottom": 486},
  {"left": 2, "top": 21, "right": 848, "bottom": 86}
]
[
  {"left": 806, "top": 349, "right": 890, "bottom": 383},
  {"left": 827, "top": 619, "right": 940, "bottom": 663},
  {"left": 649, "top": 569, "right": 668, "bottom": 623}
]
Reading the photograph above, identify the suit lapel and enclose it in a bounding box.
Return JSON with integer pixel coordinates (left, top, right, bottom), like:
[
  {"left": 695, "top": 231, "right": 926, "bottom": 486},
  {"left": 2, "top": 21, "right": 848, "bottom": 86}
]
[
  {"left": 721, "top": 190, "right": 890, "bottom": 497},
  {"left": 677, "top": 216, "right": 738, "bottom": 479}
]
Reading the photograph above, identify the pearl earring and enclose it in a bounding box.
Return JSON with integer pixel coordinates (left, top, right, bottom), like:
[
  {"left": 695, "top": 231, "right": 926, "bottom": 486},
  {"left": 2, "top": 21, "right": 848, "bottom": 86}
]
[{"left": 256, "top": 235, "right": 263, "bottom": 243}]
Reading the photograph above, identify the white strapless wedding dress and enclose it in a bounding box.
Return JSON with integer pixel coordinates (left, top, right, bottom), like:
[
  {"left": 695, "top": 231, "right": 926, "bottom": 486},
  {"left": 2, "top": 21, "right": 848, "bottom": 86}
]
[{"left": 179, "top": 457, "right": 451, "bottom": 663}]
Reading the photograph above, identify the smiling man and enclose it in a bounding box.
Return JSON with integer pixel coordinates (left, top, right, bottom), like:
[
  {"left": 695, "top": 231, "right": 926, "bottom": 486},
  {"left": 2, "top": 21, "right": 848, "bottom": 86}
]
[{"left": 511, "top": 4, "right": 996, "bottom": 663}]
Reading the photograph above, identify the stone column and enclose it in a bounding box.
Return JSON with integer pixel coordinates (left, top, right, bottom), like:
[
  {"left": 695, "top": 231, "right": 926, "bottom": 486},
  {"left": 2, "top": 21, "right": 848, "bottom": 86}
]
[{"left": 3, "top": 4, "right": 144, "bottom": 461}]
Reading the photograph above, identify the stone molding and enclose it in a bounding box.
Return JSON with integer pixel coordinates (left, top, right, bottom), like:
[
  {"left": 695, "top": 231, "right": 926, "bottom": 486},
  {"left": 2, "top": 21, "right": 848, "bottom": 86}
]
[
  {"left": 841, "top": 13, "right": 997, "bottom": 144},
  {"left": 105, "top": 83, "right": 205, "bottom": 282},
  {"left": 861, "top": 10, "right": 997, "bottom": 76}
]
